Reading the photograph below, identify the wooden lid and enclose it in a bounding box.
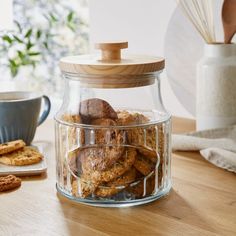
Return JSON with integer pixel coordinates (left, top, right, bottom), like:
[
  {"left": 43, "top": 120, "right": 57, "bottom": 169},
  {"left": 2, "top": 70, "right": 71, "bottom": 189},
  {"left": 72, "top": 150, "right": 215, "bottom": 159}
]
[{"left": 59, "top": 41, "right": 165, "bottom": 76}]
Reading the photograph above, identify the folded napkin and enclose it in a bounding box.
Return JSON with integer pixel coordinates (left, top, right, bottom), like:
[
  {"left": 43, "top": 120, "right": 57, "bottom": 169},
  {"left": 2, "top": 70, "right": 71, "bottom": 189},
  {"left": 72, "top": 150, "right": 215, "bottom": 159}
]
[{"left": 172, "top": 126, "right": 236, "bottom": 173}]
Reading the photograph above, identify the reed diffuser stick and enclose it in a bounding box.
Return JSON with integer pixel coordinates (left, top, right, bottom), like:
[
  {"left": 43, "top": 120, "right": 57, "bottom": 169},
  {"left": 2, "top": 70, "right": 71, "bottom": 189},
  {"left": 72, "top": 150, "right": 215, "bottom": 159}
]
[{"left": 177, "top": 0, "right": 216, "bottom": 43}]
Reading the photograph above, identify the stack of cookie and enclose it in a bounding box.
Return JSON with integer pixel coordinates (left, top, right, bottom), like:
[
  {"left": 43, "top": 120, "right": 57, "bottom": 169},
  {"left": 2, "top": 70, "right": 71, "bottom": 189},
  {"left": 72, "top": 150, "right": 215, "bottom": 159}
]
[
  {"left": 62, "top": 98, "right": 164, "bottom": 199},
  {"left": 0, "top": 140, "right": 43, "bottom": 192},
  {"left": 0, "top": 140, "right": 43, "bottom": 166}
]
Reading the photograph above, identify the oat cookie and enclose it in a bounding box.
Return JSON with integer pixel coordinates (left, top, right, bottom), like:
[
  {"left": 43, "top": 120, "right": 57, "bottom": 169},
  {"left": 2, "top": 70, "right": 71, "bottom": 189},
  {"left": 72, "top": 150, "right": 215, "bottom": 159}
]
[
  {"left": 117, "top": 111, "right": 154, "bottom": 148},
  {"left": 80, "top": 146, "right": 124, "bottom": 173},
  {"left": 68, "top": 145, "right": 124, "bottom": 175},
  {"left": 117, "top": 111, "right": 164, "bottom": 164},
  {"left": 91, "top": 147, "right": 136, "bottom": 183},
  {"left": 0, "top": 140, "right": 26, "bottom": 155},
  {"left": 79, "top": 98, "right": 118, "bottom": 123},
  {"left": 62, "top": 114, "right": 85, "bottom": 150},
  {"left": 0, "top": 146, "right": 43, "bottom": 166},
  {"left": 62, "top": 114, "right": 82, "bottom": 124},
  {"left": 95, "top": 168, "right": 136, "bottom": 197},
  {"left": 117, "top": 111, "right": 149, "bottom": 125},
  {"left": 78, "top": 147, "right": 137, "bottom": 197},
  {"left": 90, "top": 118, "right": 125, "bottom": 145},
  {"left": 133, "top": 154, "right": 155, "bottom": 176},
  {"left": 138, "top": 147, "right": 157, "bottom": 163},
  {"left": 0, "top": 175, "right": 21, "bottom": 192},
  {"left": 72, "top": 178, "right": 97, "bottom": 198}
]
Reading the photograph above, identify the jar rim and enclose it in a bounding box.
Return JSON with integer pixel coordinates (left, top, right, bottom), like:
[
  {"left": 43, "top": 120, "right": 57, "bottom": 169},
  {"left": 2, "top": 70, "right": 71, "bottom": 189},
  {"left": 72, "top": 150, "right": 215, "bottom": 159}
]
[{"left": 54, "top": 114, "right": 171, "bottom": 129}]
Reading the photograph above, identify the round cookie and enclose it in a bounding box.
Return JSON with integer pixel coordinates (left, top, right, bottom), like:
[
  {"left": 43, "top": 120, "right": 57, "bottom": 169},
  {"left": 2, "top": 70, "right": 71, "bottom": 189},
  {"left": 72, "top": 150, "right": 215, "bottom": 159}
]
[
  {"left": 81, "top": 147, "right": 124, "bottom": 173},
  {"left": 79, "top": 98, "right": 118, "bottom": 123},
  {"left": 0, "top": 140, "right": 26, "bottom": 155},
  {"left": 0, "top": 175, "right": 21, "bottom": 192},
  {"left": 68, "top": 145, "right": 124, "bottom": 175},
  {"left": 82, "top": 147, "right": 137, "bottom": 186},
  {"left": 99, "top": 147, "right": 136, "bottom": 182},
  {"left": 95, "top": 168, "right": 136, "bottom": 197},
  {"left": 0, "top": 147, "right": 43, "bottom": 166}
]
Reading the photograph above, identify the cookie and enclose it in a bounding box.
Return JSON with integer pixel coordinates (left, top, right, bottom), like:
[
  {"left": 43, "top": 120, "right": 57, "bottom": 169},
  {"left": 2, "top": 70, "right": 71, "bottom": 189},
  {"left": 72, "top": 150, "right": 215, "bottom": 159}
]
[
  {"left": 62, "top": 114, "right": 85, "bottom": 149},
  {"left": 95, "top": 168, "right": 136, "bottom": 197},
  {"left": 95, "top": 147, "right": 136, "bottom": 183},
  {"left": 117, "top": 111, "right": 164, "bottom": 165},
  {"left": 133, "top": 154, "right": 155, "bottom": 176},
  {"left": 0, "top": 146, "right": 43, "bottom": 166},
  {"left": 117, "top": 111, "right": 153, "bottom": 148},
  {"left": 138, "top": 147, "right": 157, "bottom": 163},
  {"left": 0, "top": 175, "right": 21, "bottom": 192},
  {"left": 89, "top": 118, "right": 125, "bottom": 146},
  {"left": 72, "top": 178, "right": 97, "bottom": 198},
  {"left": 116, "top": 111, "right": 149, "bottom": 125},
  {"left": 77, "top": 147, "right": 137, "bottom": 198},
  {"left": 81, "top": 146, "right": 124, "bottom": 173},
  {"left": 0, "top": 140, "right": 26, "bottom": 155},
  {"left": 91, "top": 118, "right": 116, "bottom": 127},
  {"left": 62, "top": 114, "right": 82, "bottom": 124},
  {"left": 79, "top": 98, "right": 118, "bottom": 123}
]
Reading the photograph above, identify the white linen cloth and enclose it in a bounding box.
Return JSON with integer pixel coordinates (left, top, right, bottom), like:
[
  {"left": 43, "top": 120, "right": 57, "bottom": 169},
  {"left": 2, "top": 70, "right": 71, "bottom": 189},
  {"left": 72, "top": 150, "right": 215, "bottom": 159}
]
[{"left": 172, "top": 126, "right": 236, "bottom": 173}]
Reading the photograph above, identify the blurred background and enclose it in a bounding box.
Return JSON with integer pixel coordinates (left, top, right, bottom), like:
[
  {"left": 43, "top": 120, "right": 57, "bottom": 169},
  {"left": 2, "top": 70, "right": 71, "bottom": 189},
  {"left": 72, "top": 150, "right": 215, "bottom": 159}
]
[{"left": 0, "top": 0, "right": 231, "bottom": 118}]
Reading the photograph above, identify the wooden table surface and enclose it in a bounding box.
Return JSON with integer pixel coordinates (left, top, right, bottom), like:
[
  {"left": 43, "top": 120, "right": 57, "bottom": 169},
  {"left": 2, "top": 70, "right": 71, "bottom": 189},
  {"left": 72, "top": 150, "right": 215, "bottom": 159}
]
[{"left": 1, "top": 117, "right": 236, "bottom": 236}]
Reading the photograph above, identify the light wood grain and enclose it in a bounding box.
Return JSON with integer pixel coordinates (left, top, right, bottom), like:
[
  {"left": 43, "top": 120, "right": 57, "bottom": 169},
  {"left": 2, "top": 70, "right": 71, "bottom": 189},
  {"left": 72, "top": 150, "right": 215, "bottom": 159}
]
[
  {"left": 95, "top": 41, "right": 128, "bottom": 61},
  {"left": 60, "top": 41, "right": 165, "bottom": 88},
  {"left": 0, "top": 117, "right": 236, "bottom": 236},
  {"left": 222, "top": 0, "right": 236, "bottom": 44},
  {"left": 59, "top": 54, "right": 164, "bottom": 76}
]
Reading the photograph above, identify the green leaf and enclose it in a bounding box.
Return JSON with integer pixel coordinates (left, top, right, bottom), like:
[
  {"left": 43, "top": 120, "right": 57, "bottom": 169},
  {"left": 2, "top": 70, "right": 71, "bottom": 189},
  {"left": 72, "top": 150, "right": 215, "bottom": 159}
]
[
  {"left": 36, "top": 30, "right": 42, "bottom": 39},
  {"left": 49, "top": 13, "right": 58, "bottom": 22},
  {"left": 13, "top": 35, "right": 23, "bottom": 43},
  {"left": 28, "top": 52, "right": 41, "bottom": 56},
  {"left": 17, "top": 50, "right": 24, "bottom": 59},
  {"left": 14, "top": 20, "right": 22, "bottom": 33},
  {"left": 25, "top": 29, "right": 33, "bottom": 38},
  {"left": 10, "top": 66, "right": 18, "bottom": 77},
  {"left": 67, "top": 23, "right": 76, "bottom": 32},
  {"left": 26, "top": 41, "right": 34, "bottom": 50},
  {"left": 9, "top": 59, "right": 18, "bottom": 77},
  {"left": 9, "top": 59, "right": 17, "bottom": 67},
  {"left": 43, "top": 42, "right": 49, "bottom": 50},
  {"left": 67, "top": 11, "right": 74, "bottom": 22},
  {"left": 2, "top": 35, "right": 12, "bottom": 44}
]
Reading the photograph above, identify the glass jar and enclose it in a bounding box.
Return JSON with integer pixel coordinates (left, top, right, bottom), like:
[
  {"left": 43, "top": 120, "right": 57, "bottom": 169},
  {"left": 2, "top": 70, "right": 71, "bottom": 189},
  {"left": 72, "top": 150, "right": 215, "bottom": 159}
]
[{"left": 55, "top": 41, "right": 171, "bottom": 207}]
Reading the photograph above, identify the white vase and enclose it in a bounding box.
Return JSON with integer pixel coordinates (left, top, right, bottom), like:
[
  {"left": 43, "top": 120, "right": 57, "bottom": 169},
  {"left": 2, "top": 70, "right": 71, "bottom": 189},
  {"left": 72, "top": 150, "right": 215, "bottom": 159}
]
[{"left": 196, "top": 43, "right": 236, "bottom": 130}]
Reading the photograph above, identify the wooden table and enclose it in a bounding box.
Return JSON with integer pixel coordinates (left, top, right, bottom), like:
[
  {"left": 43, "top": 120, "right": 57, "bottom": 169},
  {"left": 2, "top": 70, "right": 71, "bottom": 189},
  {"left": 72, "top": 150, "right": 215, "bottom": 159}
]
[{"left": 1, "top": 117, "right": 236, "bottom": 236}]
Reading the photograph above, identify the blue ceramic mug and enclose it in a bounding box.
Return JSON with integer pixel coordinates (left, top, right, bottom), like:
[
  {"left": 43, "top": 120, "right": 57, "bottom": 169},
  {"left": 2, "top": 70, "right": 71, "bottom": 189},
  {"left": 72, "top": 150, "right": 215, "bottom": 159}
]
[{"left": 0, "top": 91, "right": 51, "bottom": 144}]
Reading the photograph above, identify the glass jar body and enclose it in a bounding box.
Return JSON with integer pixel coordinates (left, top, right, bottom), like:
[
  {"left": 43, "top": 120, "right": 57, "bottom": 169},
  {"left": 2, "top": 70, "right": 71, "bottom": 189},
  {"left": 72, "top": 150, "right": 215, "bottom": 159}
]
[{"left": 55, "top": 73, "right": 171, "bottom": 207}]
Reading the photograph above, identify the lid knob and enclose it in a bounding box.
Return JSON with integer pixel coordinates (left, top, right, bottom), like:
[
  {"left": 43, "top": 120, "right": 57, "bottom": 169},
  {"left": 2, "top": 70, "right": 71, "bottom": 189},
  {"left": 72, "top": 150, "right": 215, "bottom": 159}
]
[{"left": 95, "top": 41, "right": 128, "bottom": 61}]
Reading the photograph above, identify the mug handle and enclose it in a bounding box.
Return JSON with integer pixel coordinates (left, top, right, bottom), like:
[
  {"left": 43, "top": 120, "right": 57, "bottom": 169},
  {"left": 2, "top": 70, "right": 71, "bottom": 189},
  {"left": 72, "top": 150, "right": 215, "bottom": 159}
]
[{"left": 38, "top": 95, "right": 51, "bottom": 126}]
